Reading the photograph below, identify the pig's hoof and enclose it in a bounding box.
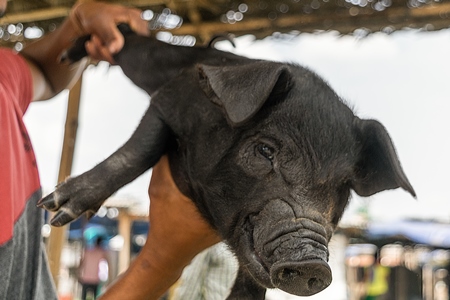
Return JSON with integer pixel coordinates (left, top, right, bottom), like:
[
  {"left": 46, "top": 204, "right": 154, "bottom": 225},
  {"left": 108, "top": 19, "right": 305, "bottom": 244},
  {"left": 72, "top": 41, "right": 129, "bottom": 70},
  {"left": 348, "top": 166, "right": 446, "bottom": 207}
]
[{"left": 270, "top": 259, "right": 332, "bottom": 296}]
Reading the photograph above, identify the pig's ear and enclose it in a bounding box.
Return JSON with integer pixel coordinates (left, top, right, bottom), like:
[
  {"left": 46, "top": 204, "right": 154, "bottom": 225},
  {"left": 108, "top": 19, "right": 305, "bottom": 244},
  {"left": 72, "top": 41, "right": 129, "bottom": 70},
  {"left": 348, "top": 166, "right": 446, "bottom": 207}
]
[
  {"left": 198, "top": 62, "right": 291, "bottom": 126},
  {"left": 351, "top": 118, "right": 416, "bottom": 198}
]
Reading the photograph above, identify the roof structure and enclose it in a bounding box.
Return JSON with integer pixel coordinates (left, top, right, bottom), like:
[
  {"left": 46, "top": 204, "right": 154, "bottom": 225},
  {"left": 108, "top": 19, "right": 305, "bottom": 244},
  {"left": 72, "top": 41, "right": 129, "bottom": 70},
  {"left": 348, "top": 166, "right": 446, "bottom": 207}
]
[{"left": 1, "top": 0, "right": 450, "bottom": 49}]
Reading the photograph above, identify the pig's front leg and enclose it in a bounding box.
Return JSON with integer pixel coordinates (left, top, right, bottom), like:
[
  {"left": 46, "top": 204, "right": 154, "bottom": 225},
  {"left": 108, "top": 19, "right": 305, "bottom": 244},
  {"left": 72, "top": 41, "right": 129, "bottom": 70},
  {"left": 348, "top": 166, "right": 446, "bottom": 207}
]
[
  {"left": 227, "top": 268, "right": 266, "bottom": 300},
  {"left": 38, "top": 106, "right": 169, "bottom": 226}
]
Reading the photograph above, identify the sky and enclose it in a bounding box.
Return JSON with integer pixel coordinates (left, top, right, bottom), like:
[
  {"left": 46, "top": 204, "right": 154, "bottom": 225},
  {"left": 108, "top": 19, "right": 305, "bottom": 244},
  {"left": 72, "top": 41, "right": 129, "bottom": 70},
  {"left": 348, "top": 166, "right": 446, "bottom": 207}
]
[{"left": 24, "top": 28, "right": 450, "bottom": 225}]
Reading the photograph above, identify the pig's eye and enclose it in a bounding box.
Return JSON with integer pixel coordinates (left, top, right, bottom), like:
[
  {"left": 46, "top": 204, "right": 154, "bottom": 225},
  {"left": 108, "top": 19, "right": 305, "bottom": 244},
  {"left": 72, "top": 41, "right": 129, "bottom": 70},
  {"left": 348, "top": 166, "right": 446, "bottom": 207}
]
[{"left": 256, "top": 144, "right": 275, "bottom": 161}]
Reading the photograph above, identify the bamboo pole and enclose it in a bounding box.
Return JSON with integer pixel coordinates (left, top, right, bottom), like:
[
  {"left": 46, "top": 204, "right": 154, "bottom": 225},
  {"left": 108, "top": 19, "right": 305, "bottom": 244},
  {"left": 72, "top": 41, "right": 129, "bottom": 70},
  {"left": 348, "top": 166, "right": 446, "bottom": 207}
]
[
  {"left": 118, "top": 210, "right": 132, "bottom": 274},
  {"left": 46, "top": 76, "right": 82, "bottom": 287}
]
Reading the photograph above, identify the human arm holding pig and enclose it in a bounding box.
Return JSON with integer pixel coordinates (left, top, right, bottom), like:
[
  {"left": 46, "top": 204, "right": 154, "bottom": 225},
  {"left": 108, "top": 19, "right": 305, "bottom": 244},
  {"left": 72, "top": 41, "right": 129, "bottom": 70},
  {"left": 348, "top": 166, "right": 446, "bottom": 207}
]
[
  {"left": 20, "top": 1, "right": 149, "bottom": 101},
  {"left": 99, "top": 156, "right": 221, "bottom": 300}
]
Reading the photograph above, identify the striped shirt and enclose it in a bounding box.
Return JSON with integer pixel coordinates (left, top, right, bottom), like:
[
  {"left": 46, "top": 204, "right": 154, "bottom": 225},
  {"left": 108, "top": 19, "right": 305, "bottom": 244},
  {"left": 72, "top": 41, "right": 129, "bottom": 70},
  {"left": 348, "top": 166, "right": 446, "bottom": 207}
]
[{"left": 171, "top": 243, "right": 239, "bottom": 300}]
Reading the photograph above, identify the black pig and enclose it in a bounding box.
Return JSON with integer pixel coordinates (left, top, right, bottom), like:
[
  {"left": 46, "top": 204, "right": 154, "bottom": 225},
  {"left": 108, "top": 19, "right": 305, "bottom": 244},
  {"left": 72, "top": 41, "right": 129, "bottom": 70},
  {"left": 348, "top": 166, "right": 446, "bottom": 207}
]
[{"left": 39, "top": 28, "right": 415, "bottom": 298}]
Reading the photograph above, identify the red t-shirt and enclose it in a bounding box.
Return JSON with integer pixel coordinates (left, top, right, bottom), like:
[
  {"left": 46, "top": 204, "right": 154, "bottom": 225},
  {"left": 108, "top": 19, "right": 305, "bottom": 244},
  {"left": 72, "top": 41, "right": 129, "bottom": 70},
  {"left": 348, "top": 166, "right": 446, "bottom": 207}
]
[{"left": 0, "top": 48, "right": 41, "bottom": 245}]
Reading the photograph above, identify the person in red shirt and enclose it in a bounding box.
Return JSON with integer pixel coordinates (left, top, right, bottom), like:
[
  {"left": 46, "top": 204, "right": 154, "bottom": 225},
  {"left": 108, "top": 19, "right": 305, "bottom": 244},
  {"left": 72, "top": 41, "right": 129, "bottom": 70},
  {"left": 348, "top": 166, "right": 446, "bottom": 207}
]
[
  {"left": 0, "top": 1, "right": 219, "bottom": 299},
  {"left": 0, "top": 2, "right": 148, "bottom": 299}
]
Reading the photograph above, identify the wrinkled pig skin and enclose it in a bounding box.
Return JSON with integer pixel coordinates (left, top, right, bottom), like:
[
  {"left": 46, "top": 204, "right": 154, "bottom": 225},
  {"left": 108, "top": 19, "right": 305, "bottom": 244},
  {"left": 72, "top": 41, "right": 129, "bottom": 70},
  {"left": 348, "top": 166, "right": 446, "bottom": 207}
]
[{"left": 40, "top": 26, "right": 416, "bottom": 299}]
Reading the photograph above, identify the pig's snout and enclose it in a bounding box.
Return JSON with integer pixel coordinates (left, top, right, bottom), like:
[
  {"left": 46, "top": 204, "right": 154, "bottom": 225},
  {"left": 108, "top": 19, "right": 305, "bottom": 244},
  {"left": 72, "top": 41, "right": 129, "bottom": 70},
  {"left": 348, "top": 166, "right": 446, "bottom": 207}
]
[
  {"left": 270, "top": 259, "right": 332, "bottom": 296},
  {"left": 237, "top": 199, "right": 334, "bottom": 295}
]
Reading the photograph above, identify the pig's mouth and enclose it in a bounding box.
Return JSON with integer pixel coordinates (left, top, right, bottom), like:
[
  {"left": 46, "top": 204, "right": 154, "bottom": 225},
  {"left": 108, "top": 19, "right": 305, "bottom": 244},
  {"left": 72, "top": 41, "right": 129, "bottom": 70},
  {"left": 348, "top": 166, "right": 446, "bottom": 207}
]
[
  {"left": 237, "top": 201, "right": 333, "bottom": 296},
  {"left": 239, "top": 215, "right": 272, "bottom": 284}
]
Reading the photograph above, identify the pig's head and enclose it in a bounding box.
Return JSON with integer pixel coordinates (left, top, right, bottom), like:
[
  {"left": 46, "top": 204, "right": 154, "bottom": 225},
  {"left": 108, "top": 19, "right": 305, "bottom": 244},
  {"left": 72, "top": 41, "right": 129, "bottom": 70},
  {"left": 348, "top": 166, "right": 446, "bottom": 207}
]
[{"left": 183, "top": 61, "right": 415, "bottom": 296}]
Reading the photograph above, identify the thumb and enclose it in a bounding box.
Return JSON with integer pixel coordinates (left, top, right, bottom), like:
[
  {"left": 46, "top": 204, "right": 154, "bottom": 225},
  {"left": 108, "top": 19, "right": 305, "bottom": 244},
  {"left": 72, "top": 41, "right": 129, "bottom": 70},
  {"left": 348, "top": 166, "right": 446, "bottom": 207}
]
[
  {"left": 98, "top": 26, "right": 125, "bottom": 54},
  {"left": 107, "top": 34, "right": 124, "bottom": 54},
  {"left": 127, "top": 9, "right": 151, "bottom": 37}
]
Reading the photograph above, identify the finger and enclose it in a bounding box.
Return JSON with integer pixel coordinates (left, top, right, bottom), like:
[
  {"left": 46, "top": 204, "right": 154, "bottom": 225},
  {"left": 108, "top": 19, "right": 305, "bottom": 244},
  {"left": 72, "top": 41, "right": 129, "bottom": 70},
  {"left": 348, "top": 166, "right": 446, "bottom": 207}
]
[
  {"left": 77, "top": 18, "right": 123, "bottom": 56},
  {"left": 85, "top": 36, "right": 115, "bottom": 64},
  {"left": 102, "top": 6, "right": 150, "bottom": 38},
  {"left": 127, "top": 9, "right": 151, "bottom": 37},
  {"left": 97, "top": 26, "right": 124, "bottom": 54}
]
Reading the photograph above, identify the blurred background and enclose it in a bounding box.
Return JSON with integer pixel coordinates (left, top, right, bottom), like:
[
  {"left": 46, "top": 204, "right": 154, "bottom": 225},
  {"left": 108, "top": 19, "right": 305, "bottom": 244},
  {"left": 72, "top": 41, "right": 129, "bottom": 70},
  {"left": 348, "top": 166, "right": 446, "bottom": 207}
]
[{"left": 3, "top": 0, "right": 450, "bottom": 299}]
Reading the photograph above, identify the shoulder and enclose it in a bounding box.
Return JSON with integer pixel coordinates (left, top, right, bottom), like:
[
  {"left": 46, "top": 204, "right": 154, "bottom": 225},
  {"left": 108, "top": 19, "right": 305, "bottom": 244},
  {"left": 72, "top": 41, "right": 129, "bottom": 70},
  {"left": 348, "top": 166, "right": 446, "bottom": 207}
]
[
  {"left": 0, "top": 48, "right": 33, "bottom": 110},
  {"left": 0, "top": 48, "right": 30, "bottom": 76}
]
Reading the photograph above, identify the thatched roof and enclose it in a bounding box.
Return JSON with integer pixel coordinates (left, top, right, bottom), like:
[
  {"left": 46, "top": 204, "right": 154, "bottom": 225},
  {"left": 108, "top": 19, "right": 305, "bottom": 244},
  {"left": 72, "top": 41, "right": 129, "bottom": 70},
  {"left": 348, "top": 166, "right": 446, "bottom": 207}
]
[{"left": 1, "top": 0, "right": 450, "bottom": 48}]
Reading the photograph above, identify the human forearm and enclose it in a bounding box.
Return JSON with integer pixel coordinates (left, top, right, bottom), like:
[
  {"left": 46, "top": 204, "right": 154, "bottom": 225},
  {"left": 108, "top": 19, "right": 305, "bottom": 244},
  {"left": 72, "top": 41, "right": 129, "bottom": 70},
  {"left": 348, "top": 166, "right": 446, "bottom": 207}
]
[
  {"left": 20, "top": 17, "right": 88, "bottom": 101},
  {"left": 99, "top": 245, "right": 185, "bottom": 300},
  {"left": 100, "top": 156, "right": 220, "bottom": 299},
  {"left": 100, "top": 219, "right": 219, "bottom": 300}
]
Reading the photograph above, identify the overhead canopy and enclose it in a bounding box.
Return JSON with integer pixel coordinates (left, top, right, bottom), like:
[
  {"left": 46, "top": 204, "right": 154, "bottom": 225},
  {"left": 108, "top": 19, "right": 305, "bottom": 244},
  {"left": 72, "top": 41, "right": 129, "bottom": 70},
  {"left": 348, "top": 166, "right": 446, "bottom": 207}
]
[
  {"left": 1, "top": 0, "right": 450, "bottom": 48},
  {"left": 367, "top": 220, "right": 450, "bottom": 248}
]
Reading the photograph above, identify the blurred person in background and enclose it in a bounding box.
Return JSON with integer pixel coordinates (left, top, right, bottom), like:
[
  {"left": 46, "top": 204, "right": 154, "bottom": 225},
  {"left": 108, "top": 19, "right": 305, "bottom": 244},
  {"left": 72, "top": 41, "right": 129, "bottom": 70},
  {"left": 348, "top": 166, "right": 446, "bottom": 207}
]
[
  {"left": 364, "top": 251, "right": 390, "bottom": 300},
  {"left": 78, "top": 236, "right": 110, "bottom": 299}
]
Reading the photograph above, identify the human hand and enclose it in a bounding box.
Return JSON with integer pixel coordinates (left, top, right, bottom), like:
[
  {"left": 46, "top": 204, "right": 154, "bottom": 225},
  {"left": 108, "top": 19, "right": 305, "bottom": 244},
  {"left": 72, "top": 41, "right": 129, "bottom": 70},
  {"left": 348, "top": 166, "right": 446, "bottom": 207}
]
[{"left": 68, "top": 1, "right": 149, "bottom": 64}]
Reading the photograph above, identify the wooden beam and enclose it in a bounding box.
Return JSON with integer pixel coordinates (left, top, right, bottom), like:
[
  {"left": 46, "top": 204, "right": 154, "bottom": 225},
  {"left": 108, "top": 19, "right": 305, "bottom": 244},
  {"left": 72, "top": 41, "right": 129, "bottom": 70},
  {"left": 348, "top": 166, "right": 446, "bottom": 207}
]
[
  {"left": 118, "top": 209, "right": 132, "bottom": 274},
  {"left": 410, "top": 2, "right": 450, "bottom": 17},
  {"left": 0, "top": 0, "right": 168, "bottom": 26},
  {"left": 2, "top": 1, "right": 450, "bottom": 38},
  {"left": 0, "top": 7, "right": 70, "bottom": 25},
  {"left": 170, "top": 4, "right": 450, "bottom": 37},
  {"left": 46, "top": 76, "right": 82, "bottom": 288}
]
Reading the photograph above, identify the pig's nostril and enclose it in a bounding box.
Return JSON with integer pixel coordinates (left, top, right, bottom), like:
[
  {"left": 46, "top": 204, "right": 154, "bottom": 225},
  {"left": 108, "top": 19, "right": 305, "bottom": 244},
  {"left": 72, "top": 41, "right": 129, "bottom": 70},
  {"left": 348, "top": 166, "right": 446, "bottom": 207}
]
[
  {"left": 308, "top": 277, "right": 322, "bottom": 290},
  {"left": 279, "top": 268, "right": 300, "bottom": 281},
  {"left": 270, "top": 259, "right": 332, "bottom": 296}
]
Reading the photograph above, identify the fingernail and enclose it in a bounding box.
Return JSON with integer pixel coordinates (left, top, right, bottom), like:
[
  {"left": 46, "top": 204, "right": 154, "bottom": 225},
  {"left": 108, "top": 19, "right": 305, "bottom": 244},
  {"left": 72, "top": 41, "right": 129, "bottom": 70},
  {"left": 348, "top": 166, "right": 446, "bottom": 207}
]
[{"left": 108, "top": 44, "right": 119, "bottom": 54}]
